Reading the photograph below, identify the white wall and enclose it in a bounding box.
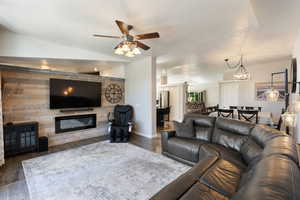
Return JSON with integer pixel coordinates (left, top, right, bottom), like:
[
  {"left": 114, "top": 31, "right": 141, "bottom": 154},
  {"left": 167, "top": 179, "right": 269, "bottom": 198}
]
[
  {"left": 222, "top": 58, "right": 291, "bottom": 121},
  {"left": 158, "top": 83, "right": 186, "bottom": 122},
  {"left": 102, "top": 65, "right": 125, "bottom": 78},
  {"left": 292, "top": 31, "right": 300, "bottom": 143},
  {"left": 189, "top": 83, "right": 219, "bottom": 106},
  {"left": 125, "top": 57, "right": 156, "bottom": 138},
  {"left": 0, "top": 28, "right": 126, "bottom": 62}
]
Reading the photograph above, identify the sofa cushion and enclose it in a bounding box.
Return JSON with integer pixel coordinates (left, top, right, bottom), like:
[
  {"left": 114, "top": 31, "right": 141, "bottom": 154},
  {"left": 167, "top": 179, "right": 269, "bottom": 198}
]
[
  {"left": 206, "top": 144, "right": 247, "bottom": 169},
  {"left": 184, "top": 114, "right": 216, "bottom": 142},
  {"left": 168, "top": 138, "right": 207, "bottom": 162},
  {"left": 180, "top": 182, "right": 229, "bottom": 200},
  {"left": 214, "top": 118, "right": 254, "bottom": 136},
  {"left": 240, "top": 138, "right": 263, "bottom": 164},
  {"left": 250, "top": 124, "right": 284, "bottom": 147},
  {"left": 150, "top": 156, "right": 218, "bottom": 200},
  {"left": 212, "top": 118, "right": 254, "bottom": 152},
  {"left": 173, "top": 120, "right": 195, "bottom": 138},
  {"left": 232, "top": 155, "right": 300, "bottom": 200},
  {"left": 262, "top": 135, "right": 299, "bottom": 164},
  {"left": 194, "top": 126, "right": 213, "bottom": 142},
  {"left": 200, "top": 159, "right": 243, "bottom": 198}
]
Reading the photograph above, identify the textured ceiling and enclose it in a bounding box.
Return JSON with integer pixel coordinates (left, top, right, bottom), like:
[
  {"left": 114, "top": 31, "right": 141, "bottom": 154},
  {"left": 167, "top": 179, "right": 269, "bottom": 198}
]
[{"left": 0, "top": 0, "right": 300, "bottom": 83}]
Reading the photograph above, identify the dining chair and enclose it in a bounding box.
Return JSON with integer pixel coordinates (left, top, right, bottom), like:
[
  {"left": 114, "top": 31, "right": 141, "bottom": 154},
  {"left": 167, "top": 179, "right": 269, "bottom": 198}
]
[
  {"left": 217, "top": 109, "right": 234, "bottom": 118},
  {"left": 238, "top": 109, "right": 259, "bottom": 124},
  {"left": 275, "top": 108, "right": 285, "bottom": 130},
  {"left": 206, "top": 104, "right": 219, "bottom": 113},
  {"left": 246, "top": 106, "right": 262, "bottom": 111}
]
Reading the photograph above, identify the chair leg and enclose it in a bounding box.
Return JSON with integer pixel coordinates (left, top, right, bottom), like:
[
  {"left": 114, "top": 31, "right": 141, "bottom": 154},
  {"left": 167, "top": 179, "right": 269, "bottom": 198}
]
[
  {"left": 123, "top": 131, "right": 129, "bottom": 142},
  {"left": 110, "top": 130, "right": 115, "bottom": 143},
  {"left": 110, "top": 128, "right": 130, "bottom": 143}
]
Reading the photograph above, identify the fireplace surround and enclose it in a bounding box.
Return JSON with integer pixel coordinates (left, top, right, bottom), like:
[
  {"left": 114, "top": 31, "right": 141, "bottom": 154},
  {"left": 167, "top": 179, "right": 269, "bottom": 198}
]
[{"left": 55, "top": 114, "right": 97, "bottom": 133}]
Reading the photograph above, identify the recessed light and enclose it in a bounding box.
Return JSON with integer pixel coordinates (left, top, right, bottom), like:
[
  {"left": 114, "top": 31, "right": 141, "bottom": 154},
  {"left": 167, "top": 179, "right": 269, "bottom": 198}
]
[{"left": 41, "top": 65, "right": 50, "bottom": 70}]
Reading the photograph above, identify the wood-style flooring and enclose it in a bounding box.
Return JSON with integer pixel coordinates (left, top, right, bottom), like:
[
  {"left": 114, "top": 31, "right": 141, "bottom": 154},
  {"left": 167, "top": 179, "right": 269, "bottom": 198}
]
[{"left": 0, "top": 134, "right": 161, "bottom": 200}]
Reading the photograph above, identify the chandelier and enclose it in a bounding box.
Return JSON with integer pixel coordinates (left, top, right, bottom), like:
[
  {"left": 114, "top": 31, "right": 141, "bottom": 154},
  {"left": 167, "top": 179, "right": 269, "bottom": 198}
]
[
  {"left": 224, "top": 55, "right": 250, "bottom": 80},
  {"left": 114, "top": 41, "right": 141, "bottom": 57}
]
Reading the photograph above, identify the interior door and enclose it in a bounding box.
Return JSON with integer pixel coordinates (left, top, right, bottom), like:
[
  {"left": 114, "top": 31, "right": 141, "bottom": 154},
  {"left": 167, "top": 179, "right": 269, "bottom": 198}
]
[{"left": 219, "top": 82, "right": 239, "bottom": 108}]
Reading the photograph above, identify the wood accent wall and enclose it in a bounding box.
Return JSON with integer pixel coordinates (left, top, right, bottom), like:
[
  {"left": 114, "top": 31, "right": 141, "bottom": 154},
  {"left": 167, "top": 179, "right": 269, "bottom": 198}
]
[
  {"left": 1, "top": 70, "right": 125, "bottom": 147},
  {"left": 0, "top": 71, "right": 4, "bottom": 166}
]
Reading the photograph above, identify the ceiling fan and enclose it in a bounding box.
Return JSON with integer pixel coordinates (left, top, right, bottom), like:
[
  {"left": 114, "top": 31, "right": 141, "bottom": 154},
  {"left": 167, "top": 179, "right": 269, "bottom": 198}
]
[{"left": 93, "top": 20, "right": 160, "bottom": 57}]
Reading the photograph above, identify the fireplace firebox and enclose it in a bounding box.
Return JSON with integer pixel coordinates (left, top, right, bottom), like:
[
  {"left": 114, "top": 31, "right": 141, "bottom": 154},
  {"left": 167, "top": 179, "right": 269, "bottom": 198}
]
[{"left": 55, "top": 114, "right": 96, "bottom": 133}]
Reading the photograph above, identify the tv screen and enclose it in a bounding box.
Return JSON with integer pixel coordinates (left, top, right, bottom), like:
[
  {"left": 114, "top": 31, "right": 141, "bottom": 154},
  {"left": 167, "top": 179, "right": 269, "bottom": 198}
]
[{"left": 50, "top": 79, "right": 101, "bottom": 109}]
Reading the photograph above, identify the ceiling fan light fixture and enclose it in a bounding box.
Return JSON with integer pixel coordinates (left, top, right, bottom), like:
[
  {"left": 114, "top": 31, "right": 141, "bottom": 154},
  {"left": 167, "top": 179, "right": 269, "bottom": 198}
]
[
  {"left": 94, "top": 20, "right": 159, "bottom": 57},
  {"left": 114, "top": 47, "right": 124, "bottom": 55},
  {"left": 122, "top": 43, "right": 130, "bottom": 52},
  {"left": 132, "top": 47, "right": 141, "bottom": 55},
  {"left": 125, "top": 51, "right": 135, "bottom": 57}
]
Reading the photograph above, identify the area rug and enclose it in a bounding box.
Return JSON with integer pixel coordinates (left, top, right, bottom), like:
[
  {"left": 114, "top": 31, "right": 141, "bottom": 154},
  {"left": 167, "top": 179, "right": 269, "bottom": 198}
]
[{"left": 22, "top": 141, "right": 190, "bottom": 200}]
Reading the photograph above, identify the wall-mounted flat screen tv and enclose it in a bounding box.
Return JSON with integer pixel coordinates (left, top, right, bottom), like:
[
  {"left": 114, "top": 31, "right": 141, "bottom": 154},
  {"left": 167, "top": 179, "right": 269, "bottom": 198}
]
[{"left": 50, "top": 79, "right": 101, "bottom": 109}]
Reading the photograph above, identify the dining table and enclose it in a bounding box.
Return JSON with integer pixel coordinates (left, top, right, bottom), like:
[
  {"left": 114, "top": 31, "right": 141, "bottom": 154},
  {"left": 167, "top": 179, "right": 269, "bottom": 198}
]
[{"left": 209, "top": 110, "right": 273, "bottom": 125}]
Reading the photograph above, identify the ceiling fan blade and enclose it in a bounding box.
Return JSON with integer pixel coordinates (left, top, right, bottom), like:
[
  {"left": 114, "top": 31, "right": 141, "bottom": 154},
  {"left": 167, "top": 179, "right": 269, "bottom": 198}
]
[
  {"left": 115, "top": 20, "right": 130, "bottom": 34},
  {"left": 93, "top": 34, "right": 121, "bottom": 39},
  {"left": 136, "top": 41, "right": 150, "bottom": 50},
  {"left": 135, "top": 32, "right": 160, "bottom": 40}
]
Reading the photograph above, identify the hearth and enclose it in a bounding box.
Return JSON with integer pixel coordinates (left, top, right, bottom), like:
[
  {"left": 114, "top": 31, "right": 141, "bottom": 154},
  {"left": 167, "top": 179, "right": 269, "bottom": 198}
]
[{"left": 55, "top": 114, "right": 96, "bottom": 133}]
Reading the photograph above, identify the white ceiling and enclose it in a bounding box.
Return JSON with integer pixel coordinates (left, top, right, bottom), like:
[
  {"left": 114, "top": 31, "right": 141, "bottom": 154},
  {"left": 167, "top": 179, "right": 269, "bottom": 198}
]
[{"left": 1, "top": 0, "right": 300, "bottom": 83}]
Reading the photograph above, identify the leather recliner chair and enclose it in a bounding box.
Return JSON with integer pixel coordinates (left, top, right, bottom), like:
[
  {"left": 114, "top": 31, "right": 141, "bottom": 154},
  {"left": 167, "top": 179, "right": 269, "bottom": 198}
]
[
  {"left": 151, "top": 113, "right": 300, "bottom": 200},
  {"left": 108, "top": 105, "right": 133, "bottom": 143}
]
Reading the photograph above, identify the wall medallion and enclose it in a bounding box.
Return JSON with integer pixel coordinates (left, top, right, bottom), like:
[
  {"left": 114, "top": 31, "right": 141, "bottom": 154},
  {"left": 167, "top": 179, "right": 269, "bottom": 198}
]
[{"left": 105, "top": 83, "right": 123, "bottom": 104}]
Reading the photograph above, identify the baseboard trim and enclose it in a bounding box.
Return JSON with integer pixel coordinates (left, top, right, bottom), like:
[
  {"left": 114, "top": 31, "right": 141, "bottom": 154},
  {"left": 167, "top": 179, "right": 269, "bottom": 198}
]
[{"left": 133, "top": 131, "right": 155, "bottom": 138}]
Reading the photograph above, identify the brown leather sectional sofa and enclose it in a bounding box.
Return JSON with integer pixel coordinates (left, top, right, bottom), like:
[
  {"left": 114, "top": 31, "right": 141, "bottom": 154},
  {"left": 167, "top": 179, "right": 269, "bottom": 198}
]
[{"left": 150, "top": 114, "right": 300, "bottom": 200}]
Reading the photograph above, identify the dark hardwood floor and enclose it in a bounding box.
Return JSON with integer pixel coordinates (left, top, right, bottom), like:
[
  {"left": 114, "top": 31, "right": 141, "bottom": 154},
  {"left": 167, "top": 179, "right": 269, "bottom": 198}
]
[{"left": 0, "top": 133, "right": 161, "bottom": 200}]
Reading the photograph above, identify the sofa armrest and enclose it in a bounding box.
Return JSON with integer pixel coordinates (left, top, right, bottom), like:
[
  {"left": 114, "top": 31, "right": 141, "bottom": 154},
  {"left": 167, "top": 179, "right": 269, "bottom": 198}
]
[
  {"left": 128, "top": 121, "right": 133, "bottom": 132},
  {"left": 161, "top": 130, "right": 176, "bottom": 153},
  {"left": 108, "top": 121, "right": 113, "bottom": 133},
  {"left": 198, "top": 144, "right": 220, "bottom": 162},
  {"left": 150, "top": 156, "right": 218, "bottom": 200}
]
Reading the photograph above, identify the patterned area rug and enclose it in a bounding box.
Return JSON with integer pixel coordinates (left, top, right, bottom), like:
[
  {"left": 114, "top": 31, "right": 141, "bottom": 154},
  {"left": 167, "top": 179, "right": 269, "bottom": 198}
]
[{"left": 22, "top": 141, "right": 190, "bottom": 200}]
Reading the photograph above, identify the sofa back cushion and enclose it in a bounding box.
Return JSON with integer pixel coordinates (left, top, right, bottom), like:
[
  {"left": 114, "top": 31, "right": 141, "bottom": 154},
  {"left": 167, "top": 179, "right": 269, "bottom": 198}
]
[
  {"left": 173, "top": 120, "right": 195, "bottom": 138},
  {"left": 239, "top": 125, "right": 286, "bottom": 165},
  {"left": 212, "top": 118, "right": 254, "bottom": 152},
  {"left": 232, "top": 155, "right": 300, "bottom": 200},
  {"left": 240, "top": 138, "right": 262, "bottom": 164},
  {"left": 250, "top": 124, "right": 284, "bottom": 147},
  {"left": 262, "top": 135, "right": 299, "bottom": 164},
  {"left": 184, "top": 114, "right": 216, "bottom": 141}
]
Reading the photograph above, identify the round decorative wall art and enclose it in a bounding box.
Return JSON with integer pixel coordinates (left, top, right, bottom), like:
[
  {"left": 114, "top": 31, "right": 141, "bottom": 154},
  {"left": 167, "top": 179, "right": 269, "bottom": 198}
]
[{"left": 105, "top": 83, "right": 123, "bottom": 104}]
